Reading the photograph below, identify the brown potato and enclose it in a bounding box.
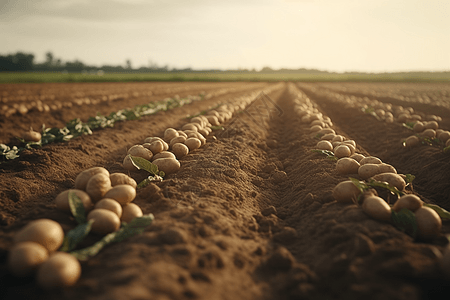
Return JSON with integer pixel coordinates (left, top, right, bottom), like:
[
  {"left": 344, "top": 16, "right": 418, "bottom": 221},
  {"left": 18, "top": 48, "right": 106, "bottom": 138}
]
[
  {"left": 415, "top": 207, "right": 442, "bottom": 239},
  {"left": 359, "top": 156, "right": 382, "bottom": 165},
  {"left": 421, "top": 129, "right": 436, "bottom": 138},
  {"left": 172, "top": 143, "right": 189, "bottom": 159},
  {"left": 85, "top": 173, "right": 111, "bottom": 203},
  {"left": 393, "top": 194, "right": 423, "bottom": 212},
  {"left": 164, "top": 128, "right": 179, "bottom": 142},
  {"left": 334, "top": 145, "right": 351, "bottom": 159},
  {"left": 23, "top": 129, "right": 41, "bottom": 142},
  {"left": 87, "top": 209, "right": 121, "bottom": 235},
  {"left": 350, "top": 153, "right": 365, "bottom": 163},
  {"left": 404, "top": 135, "right": 420, "bottom": 147},
  {"left": 371, "top": 173, "right": 406, "bottom": 191},
  {"left": 36, "top": 252, "right": 81, "bottom": 289},
  {"left": 316, "top": 140, "right": 333, "bottom": 151},
  {"left": 361, "top": 195, "right": 391, "bottom": 222},
  {"left": 94, "top": 198, "right": 122, "bottom": 218},
  {"left": 143, "top": 136, "right": 163, "bottom": 144},
  {"left": 74, "top": 167, "right": 109, "bottom": 191},
  {"left": 146, "top": 140, "right": 164, "bottom": 155},
  {"left": 332, "top": 180, "right": 361, "bottom": 203},
  {"left": 110, "top": 173, "right": 137, "bottom": 188},
  {"left": 122, "top": 155, "right": 138, "bottom": 171},
  {"left": 378, "top": 163, "right": 397, "bottom": 174},
  {"left": 169, "top": 136, "right": 186, "bottom": 148},
  {"left": 152, "top": 158, "right": 181, "bottom": 175},
  {"left": 185, "top": 137, "right": 202, "bottom": 151},
  {"left": 55, "top": 189, "right": 93, "bottom": 213},
  {"left": 358, "top": 164, "right": 381, "bottom": 180},
  {"left": 121, "top": 203, "right": 143, "bottom": 223},
  {"left": 152, "top": 151, "right": 176, "bottom": 161},
  {"left": 127, "top": 145, "right": 153, "bottom": 161},
  {"left": 103, "top": 184, "right": 136, "bottom": 205},
  {"left": 8, "top": 242, "right": 49, "bottom": 277},
  {"left": 336, "top": 157, "right": 360, "bottom": 175},
  {"left": 14, "top": 219, "right": 64, "bottom": 252}
]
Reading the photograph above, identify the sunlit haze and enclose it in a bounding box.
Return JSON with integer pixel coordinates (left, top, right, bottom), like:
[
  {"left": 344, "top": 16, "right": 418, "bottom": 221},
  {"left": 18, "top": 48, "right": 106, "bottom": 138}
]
[{"left": 1, "top": 0, "right": 449, "bottom": 72}]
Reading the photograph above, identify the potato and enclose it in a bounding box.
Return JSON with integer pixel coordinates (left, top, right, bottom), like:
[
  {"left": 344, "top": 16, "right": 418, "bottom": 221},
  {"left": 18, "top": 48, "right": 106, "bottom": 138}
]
[
  {"left": 127, "top": 145, "right": 153, "bottom": 161},
  {"left": 121, "top": 203, "right": 143, "bottom": 223},
  {"left": 316, "top": 140, "right": 333, "bottom": 151},
  {"left": 207, "top": 115, "right": 220, "bottom": 126},
  {"left": 415, "top": 207, "right": 442, "bottom": 239},
  {"left": 350, "top": 153, "right": 365, "bottom": 163},
  {"left": 332, "top": 180, "right": 361, "bottom": 203},
  {"left": 343, "top": 140, "right": 356, "bottom": 147},
  {"left": 191, "top": 116, "right": 205, "bottom": 127},
  {"left": 23, "top": 128, "right": 41, "bottom": 142},
  {"left": 55, "top": 189, "right": 93, "bottom": 213},
  {"left": 345, "top": 143, "right": 356, "bottom": 155},
  {"left": 143, "top": 136, "right": 162, "bottom": 144},
  {"left": 14, "top": 219, "right": 64, "bottom": 252},
  {"left": 424, "top": 120, "right": 438, "bottom": 130},
  {"left": 317, "top": 128, "right": 335, "bottom": 136},
  {"left": 145, "top": 140, "right": 164, "bottom": 155},
  {"left": 359, "top": 156, "right": 382, "bottom": 165},
  {"left": 378, "top": 163, "right": 397, "bottom": 174},
  {"left": 332, "top": 135, "right": 344, "bottom": 143},
  {"left": 404, "top": 135, "right": 420, "bottom": 147},
  {"left": 182, "top": 123, "right": 198, "bottom": 132},
  {"left": 198, "top": 127, "right": 209, "bottom": 137},
  {"left": 152, "top": 151, "right": 176, "bottom": 161},
  {"left": 95, "top": 198, "right": 122, "bottom": 218},
  {"left": 8, "top": 242, "right": 49, "bottom": 277},
  {"left": 36, "top": 252, "right": 81, "bottom": 289},
  {"left": 421, "top": 129, "right": 436, "bottom": 138},
  {"left": 152, "top": 158, "right": 181, "bottom": 175},
  {"left": 393, "top": 194, "right": 423, "bottom": 212},
  {"left": 110, "top": 173, "right": 137, "bottom": 188},
  {"left": 371, "top": 173, "right": 406, "bottom": 191},
  {"left": 333, "top": 145, "right": 351, "bottom": 159},
  {"left": 413, "top": 121, "right": 425, "bottom": 133},
  {"left": 437, "top": 131, "right": 450, "bottom": 143},
  {"left": 122, "top": 155, "right": 138, "bottom": 171},
  {"left": 170, "top": 136, "right": 186, "bottom": 148},
  {"left": 74, "top": 167, "right": 109, "bottom": 191},
  {"left": 164, "top": 128, "right": 179, "bottom": 142},
  {"left": 186, "top": 132, "right": 206, "bottom": 146},
  {"left": 358, "top": 164, "right": 381, "bottom": 180},
  {"left": 87, "top": 209, "right": 121, "bottom": 235},
  {"left": 447, "top": 139, "right": 450, "bottom": 147},
  {"left": 85, "top": 173, "right": 111, "bottom": 203},
  {"left": 441, "top": 244, "right": 450, "bottom": 279},
  {"left": 321, "top": 133, "right": 336, "bottom": 141},
  {"left": 361, "top": 195, "right": 391, "bottom": 222},
  {"left": 177, "top": 130, "right": 188, "bottom": 138},
  {"left": 336, "top": 157, "right": 360, "bottom": 175},
  {"left": 185, "top": 137, "right": 202, "bottom": 151},
  {"left": 172, "top": 143, "right": 189, "bottom": 159},
  {"left": 310, "top": 125, "right": 322, "bottom": 133},
  {"left": 103, "top": 184, "right": 136, "bottom": 205}
]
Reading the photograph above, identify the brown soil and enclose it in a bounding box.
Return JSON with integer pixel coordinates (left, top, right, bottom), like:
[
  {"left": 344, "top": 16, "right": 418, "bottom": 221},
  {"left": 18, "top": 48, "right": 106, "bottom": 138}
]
[{"left": 1, "top": 82, "right": 449, "bottom": 300}]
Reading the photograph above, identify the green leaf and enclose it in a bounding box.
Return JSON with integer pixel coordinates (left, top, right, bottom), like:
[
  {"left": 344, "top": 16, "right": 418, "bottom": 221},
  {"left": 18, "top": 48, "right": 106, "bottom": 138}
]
[
  {"left": 68, "top": 191, "right": 87, "bottom": 224},
  {"left": 367, "top": 179, "right": 404, "bottom": 197},
  {"left": 128, "top": 155, "right": 160, "bottom": 175},
  {"left": 444, "top": 146, "right": 450, "bottom": 153},
  {"left": 423, "top": 204, "right": 450, "bottom": 221},
  {"left": 60, "top": 220, "right": 94, "bottom": 252},
  {"left": 70, "top": 214, "right": 154, "bottom": 261},
  {"left": 404, "top": 174, "right": 415, "bottom": 184},
  {"left": 349, "top": 177, "right": 368, "bottom": 194},
  {"left": 402, "top": 122, "right": 415, "bottom": 130},
  {"left": 311, "top": 149, "right": 337, "bottom": 161},
  {"left": 391, "top": 208, "right": 418, "bottom": 238}
]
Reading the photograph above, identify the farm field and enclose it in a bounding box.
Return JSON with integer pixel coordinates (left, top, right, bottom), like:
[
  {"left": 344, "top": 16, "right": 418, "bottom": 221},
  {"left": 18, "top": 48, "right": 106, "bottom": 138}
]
[{"left": 1, "top": 81, "right": 450, "bottom": 300}]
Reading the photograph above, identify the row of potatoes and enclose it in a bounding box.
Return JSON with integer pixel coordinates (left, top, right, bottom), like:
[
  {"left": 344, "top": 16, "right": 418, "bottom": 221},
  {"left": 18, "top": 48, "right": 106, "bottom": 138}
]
[
  {"left": 291, "top": 87, "right": 450, "bottom": 276},
  {"left": 7, "top": 168, "right": 141, "bottom": 289},
  {"left": 6, "top": 86, "right": 280, "bottom": 289},
  {"left": 403, "top": 120, "right": 450, "bottom": 148}
]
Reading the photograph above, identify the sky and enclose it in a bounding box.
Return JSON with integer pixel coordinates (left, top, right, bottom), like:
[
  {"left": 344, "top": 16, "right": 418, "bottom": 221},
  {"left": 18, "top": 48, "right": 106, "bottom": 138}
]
[{"left": 0, "top": 0, "right": 449, "bottom": 72}]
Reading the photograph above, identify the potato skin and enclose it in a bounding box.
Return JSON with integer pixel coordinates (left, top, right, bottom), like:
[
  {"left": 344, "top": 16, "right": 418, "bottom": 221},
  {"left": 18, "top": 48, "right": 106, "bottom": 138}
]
[
  {"left": 393, "top": 194, "right": 423, "bottom": 212},
  {"left": 316, "top": 140, "right": 333, "bottom": 151},
  {"left": 185, "top": 138, "right": 202, "bottom": 151},
  {"left": 334, "top": 145, "right": 351, "bottom": 159},
  {"left": 153, "top": 158, "right": 181, "bottom": 175},
  {"left": 358, "top": 164, "right": 381, "bottom": 180},
  {"left": 87, "top": 209, "right": 121, "bottom": 235},
  {"left": 95, "top": 198, "right": 123, "bottom": 218},
  {"left": 405, "top": 135, "right": 420, "bottom": 147},
  {"left": 332, "top": 180, "right": 361, "bottom": 203},
  {"left": 85, "top": 173, "right": 112, "bottom": 203},
  {"left": 336, "top": 157, "right": 360, "bottom": 175},
  {"left": 14, "top": 219, "right": 64, "bottom": 252},
  {"left": 110, "top": 173, "right": 137, "bottom": 188},
  {"left": 55, "top": 189, "right": 93, "bottom": 213},
  {"left": 36, "top": 252, "right": 81, "bottom": 289},
  {"left": 172, "top": 143, "right": 189, "bottom": 159},
  {"left": 415, "top": 207, "right": 442, "bottom": 239},
  {"left": 152, "top": 151, "right": 176, "bottom": 161},
  {"left": 8, "top": 242, "right": 49, "bottom": 277},
  {"left": 121, "top": 203, "right": 143, "bottom": 223},
  {"left": 361, "top": 195, "right": 392, "bottom": 222},
  {"left": 127, "top": 145, "right": 153, "bottom": 161},
  {"left": 359, "top": 156, "right": 382, "bottom": 165},
  {"left": 371, "top": 173, "right": 406, "bottom": 191},
  {"left": 74, "top": 167, "right": 109, "bottom": 191},
  {"left": 103, "top": 184, "right": 136, "bottom": 205}
]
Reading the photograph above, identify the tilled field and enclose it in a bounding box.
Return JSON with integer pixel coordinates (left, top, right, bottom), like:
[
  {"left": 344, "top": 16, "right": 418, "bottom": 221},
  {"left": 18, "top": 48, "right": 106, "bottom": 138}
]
[{"left": 1, "top": 81, "right": 450, "bottom": 300}]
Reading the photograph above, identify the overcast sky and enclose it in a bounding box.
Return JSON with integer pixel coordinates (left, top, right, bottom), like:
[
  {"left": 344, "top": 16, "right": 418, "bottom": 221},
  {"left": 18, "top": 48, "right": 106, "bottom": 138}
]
[{"left": 1, "top": 0, "right": 449, "bottom": 72}]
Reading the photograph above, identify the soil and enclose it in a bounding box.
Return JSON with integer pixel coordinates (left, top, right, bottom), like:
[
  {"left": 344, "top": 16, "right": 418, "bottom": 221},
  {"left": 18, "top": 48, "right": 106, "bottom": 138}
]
[{"left": 1, "top": 81, "right": 450, "bottom": 300}]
